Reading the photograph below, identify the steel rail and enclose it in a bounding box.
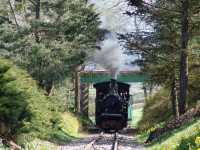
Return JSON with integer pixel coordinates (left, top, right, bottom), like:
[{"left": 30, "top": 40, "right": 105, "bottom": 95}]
[
  {"left": 111, "top": 132, "right": 118, "bottom": 150},
  {"left": 84, "top": 132, "right": 103, "bottom": 150}
]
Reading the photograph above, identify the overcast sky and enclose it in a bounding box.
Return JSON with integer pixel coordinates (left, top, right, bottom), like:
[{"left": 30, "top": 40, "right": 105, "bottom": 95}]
[
  {"left": 89, "top": 0, "right": 134, "bottom": 33},
  {"left": 88, "top": 0, "right": 146, "bottom": 94},
  {"left": 89, "top": 0, "right": 149, "bottom": 33},
  {"left": 87, "top": 0, "right": 147, "bottom": 71}
]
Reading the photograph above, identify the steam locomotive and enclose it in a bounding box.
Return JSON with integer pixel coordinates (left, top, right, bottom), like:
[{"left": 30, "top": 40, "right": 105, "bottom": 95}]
[{"left": 94, "top": 79, "right": 130, "bottom": 131}]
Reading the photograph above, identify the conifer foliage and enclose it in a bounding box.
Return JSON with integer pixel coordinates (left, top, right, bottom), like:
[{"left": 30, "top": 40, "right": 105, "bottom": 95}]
[
  {"left": 122, "top": 0, "right": 200, "bottom": 116},
  {"left": 0, "top": 0, "right": 100, "bottom": 95},
  {"left": 0, "top": 58, "right": 56, "bottom": 141},
  {"left": 0, "top": 0, "right": 100, "bottom": 146}
]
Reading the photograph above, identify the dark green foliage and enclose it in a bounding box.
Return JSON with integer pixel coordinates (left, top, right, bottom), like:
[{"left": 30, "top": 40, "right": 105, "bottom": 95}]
[
  {"left": 49, "top": 130, "right": 71, "bottom": 144},
  {"left": 177, "top": 137, "right": 196, "bottom": 150},
  {"left": 120, "top": 0, "right": 200, "bottom": 123},
  {"left": 0, "top": 0, "right": 100, "bottom": 94},
  {"left": 0, "top": 1, "right": 100, "bottom": 145},
  {"left": 0, "top": 58, "right": 67, "bottom": 142},
  {"left": 176, "top": 131, "right": 200, "bottom": 150},
  {"left": 77, "top": 114, "right": 93, "bottom": 130}
]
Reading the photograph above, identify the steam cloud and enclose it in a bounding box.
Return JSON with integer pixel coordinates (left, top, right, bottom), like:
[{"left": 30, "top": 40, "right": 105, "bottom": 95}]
[{"left": 94, "top": 38, "right": 125, "bottom": 79}]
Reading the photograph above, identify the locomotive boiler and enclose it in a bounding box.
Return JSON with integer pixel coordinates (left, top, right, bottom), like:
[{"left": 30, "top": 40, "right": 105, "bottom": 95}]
[{"left": 94, "top": 79, "right": 130, "bottom": 132}]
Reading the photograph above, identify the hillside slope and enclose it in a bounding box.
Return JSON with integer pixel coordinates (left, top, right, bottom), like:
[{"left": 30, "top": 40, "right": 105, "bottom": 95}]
[{"left": 146, "top": 119, "right": 200, "bottom": 150}]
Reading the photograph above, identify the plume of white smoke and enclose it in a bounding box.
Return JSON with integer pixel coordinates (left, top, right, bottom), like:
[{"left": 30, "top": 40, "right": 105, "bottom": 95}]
[{"left": 94, "top": 38, "right": 125, "bottom": 79}]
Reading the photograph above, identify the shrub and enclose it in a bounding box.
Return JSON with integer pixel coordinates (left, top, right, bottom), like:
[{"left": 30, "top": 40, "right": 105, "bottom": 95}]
[
  {"left": 138, "top": 88, "right": 172, "bottom": 131},
  {"left": 176, "top": 130, "right": 200, "bottom": 150},
  {"left": 146, "top": 106, "right": 200, "bottom": 143},
  {"left": 0, "top": 58, "right": 61, "bottom": 143}
]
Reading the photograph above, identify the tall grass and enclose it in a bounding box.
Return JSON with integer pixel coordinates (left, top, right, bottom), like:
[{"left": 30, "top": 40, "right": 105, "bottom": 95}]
[
  {"left": 146, "top": 119, "right": 200, "bottom": 150},
  {"left": 138, "top": 88, "right": 172, "bottom": 131}
]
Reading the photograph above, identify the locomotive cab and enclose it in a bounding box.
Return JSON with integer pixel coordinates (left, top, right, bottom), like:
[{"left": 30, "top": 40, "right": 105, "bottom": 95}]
[{"left": 94, "top": 79, "right": 130, "bottom": 131}]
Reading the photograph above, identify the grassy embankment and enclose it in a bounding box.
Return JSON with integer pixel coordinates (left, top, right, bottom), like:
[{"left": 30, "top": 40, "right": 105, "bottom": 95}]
[
  {"left": 135, "top": 88, "right": 200, "bottom": 149},
  {"left": 0, "top": 58, "right": 90, "bottom": 149},
  {"left": 130, "top": 107, "right": 143, "bottom": 128},
  {"left": 21, "top": 113, "right": 82, "bottom": 150},
  {"left": 146, "top": 119, "right": 200, "bottom": 150}
]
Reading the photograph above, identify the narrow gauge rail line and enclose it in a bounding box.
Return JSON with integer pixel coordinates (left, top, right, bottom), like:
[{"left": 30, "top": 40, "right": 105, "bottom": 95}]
[
  {"left": 111, "top": 132, "right": 118, "bottom": 150},
  {"left": 84, "top": 132, "right": 119, "bottom": 150},
  {"left": 84, "top": 132, "right": 104, "bottom": 150}
]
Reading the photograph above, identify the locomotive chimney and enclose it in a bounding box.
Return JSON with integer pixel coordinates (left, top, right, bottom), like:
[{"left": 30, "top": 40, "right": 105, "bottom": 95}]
[
  {"left": 110, "top": 79, "right": 118, "bottom": 94},
  {"left": 111, "top": 79, "right": 116, "bottom": 87}
]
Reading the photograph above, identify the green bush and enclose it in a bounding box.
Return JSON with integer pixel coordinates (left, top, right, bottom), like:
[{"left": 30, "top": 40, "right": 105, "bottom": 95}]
[
  {"left": 176, "top": 129, "right": 200, "bottom": 150},
  {"left": 0, "top": 58, "right": 67, "bottom": 144}
]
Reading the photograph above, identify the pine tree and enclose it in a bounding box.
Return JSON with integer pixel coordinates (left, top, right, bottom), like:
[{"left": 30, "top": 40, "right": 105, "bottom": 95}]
[
  {"left": 0, "top": 58, "right": 57, "bottom": 142},
  {"left": 122, "top": 0, "right": 200, "bottom": 115},
  {"left": 0, "top": 0, "right": 100, "bottom": 95}
]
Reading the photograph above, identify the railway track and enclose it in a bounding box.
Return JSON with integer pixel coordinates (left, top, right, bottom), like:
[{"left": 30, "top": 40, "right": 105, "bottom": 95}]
[
  {"left": 59, "top": 130, "right": 144, "bottom": 150},
  {"left": 84, "top": 132, "right": 104, "bottom": 150},
  {"left": 111, "top": 132, "right": 118, "bottom": 150},
  {"left": 84, "top": 132, "right": 119, "bottom": 150}
]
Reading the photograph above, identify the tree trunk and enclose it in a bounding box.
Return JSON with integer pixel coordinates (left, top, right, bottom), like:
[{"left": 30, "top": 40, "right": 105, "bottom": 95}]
[
  {"left": 74, "top": 65, "right": 85, "bottom": 113},
  {"left": 179, "top": 0, "right": 189, "bottom": 115},
  {"left": 35, "top": 0, "right": 40, "bottom": 19},
  {"left": 35, "top": 0, "right": 40, "bottom": 43},
  {"left": 46, "top": 81, "right": 54, "bottom": 96},
  {"left": 143, "top": 86, "right": 147, "bottom": 98},
  {"left": 149, "top": 83, "right": 153, "bottom": 96},
  {"left": 171, "top": 77, "right": 179, "bottom": 118},
  {"left": 8, "top": 0, "right": 19, "bottom": 29}
]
